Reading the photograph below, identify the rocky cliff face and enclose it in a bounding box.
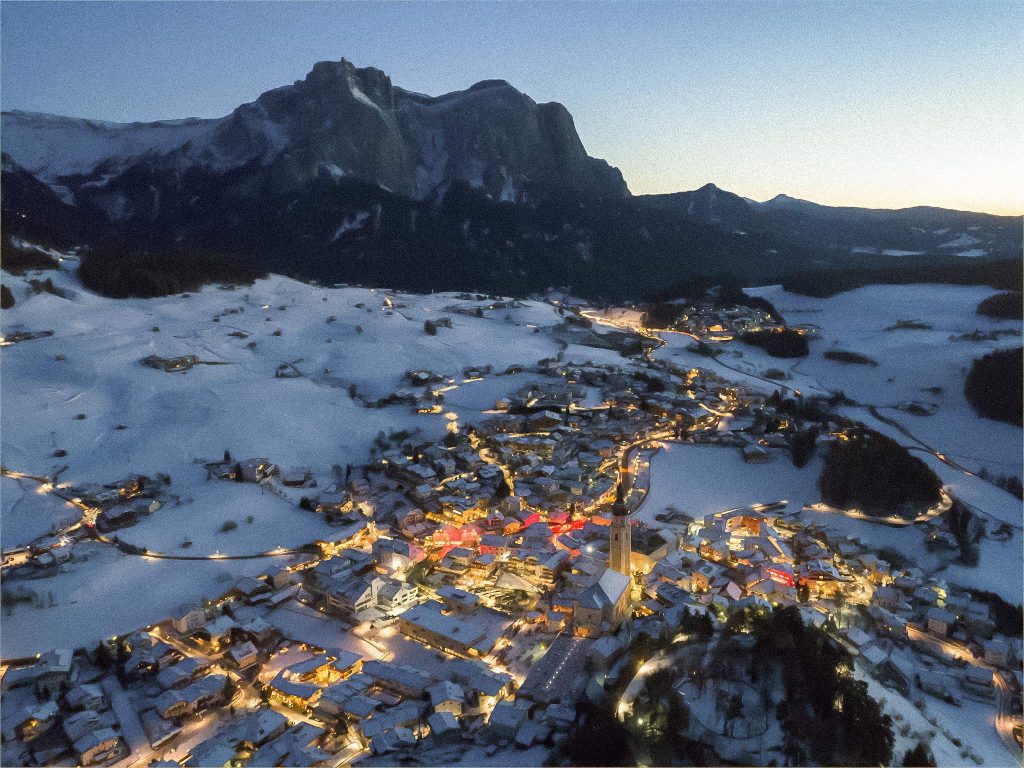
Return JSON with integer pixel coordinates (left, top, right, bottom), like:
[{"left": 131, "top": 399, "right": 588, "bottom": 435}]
[{"left": 2, "top": 58, "right": 628, "bottom": 205}]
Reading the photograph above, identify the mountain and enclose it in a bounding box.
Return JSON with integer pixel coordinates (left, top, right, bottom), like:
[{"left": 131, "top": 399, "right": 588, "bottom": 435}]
[
  {"left": 640, "top": 184, "right": 1021, "bottom": 261},
  {"left": 1, "top": 59, "right": 627, "bottom": 205},
  {"left": 1, "top": 58, "right": 1020, "bottom": 301}
]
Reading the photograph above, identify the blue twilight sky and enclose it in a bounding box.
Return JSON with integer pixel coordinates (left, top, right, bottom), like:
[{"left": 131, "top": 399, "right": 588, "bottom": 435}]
[{"left": 2, "top": 1, "right": 1021, "bottom": 214}]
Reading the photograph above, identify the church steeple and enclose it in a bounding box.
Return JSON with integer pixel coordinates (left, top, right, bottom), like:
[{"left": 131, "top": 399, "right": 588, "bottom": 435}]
[{"left": 609, "top": 482, "right": 631, "bottom": 575}]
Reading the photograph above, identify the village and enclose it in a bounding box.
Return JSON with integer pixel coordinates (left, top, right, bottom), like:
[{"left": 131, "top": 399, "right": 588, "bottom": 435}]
[{"left": 1, "top": 295, "right": 1021, "bottom": 768}]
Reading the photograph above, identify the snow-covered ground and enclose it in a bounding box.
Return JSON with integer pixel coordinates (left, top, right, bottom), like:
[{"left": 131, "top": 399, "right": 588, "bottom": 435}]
[
  {"left": 743, "top": 283, "right": 1021, "bottom": 481},
  {"left": 1, "top": 475, "right": 81, "bottom": 548},
  {"left": 634, "top": 443, "right": 822, "bottom": 524},
  {"left": 1, "top": 541, "right": 274, "bottom": 655},
  {"left": 0, "top": 265, "right": 575, "bottom": 656}
]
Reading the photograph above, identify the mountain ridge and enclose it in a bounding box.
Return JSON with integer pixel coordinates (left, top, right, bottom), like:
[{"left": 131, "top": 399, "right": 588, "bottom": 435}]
[{"left": 1, "top": 57, "right": 1020, "bottom": 301}]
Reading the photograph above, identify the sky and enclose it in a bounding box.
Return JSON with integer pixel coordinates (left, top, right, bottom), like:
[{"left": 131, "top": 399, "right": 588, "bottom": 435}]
[{"left": 1, "top": 1, "right": 1022, "bottom": 215}]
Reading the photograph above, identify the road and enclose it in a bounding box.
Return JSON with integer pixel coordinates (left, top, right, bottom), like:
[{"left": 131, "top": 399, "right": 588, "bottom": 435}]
[
  {"left": 865, "top": 406, "right": 1023, "bottom": 532},
  {"left": 906, "top": 624, "right": 1022, "bottom": 765}
]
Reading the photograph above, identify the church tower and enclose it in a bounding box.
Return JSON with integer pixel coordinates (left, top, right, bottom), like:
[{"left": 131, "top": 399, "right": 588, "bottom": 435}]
[{"left": 609, "top": 483, "right": 632, "bottom": 576}]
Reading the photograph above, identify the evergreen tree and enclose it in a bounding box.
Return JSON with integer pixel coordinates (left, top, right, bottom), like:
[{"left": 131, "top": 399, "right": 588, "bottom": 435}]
[
  {"left": 563, "top": 696, "right": 633, "bottom": 766},
  {"left": 902, "top": 741, "right": 937, "bottom": 766}
]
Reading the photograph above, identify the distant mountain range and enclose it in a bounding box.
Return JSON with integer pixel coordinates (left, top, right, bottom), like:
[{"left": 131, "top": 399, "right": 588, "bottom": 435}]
[{"left": 2, "top": 58, "right": 1020, "bottom": 300}]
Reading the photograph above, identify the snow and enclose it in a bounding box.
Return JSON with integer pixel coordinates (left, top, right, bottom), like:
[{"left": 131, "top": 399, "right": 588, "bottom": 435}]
[
  {"left": 743, "top": 284, "right": 1021, "bottom": 484},
  {"left": 852, "top": 247, "right": 926, "bottom": 257},
  {"left": 939, "top": 233, "right": 983, "bottom": 249},
  {"left": 855, "top": 662, "right": 998, "bottom": 767},
  {"left": 331, "top": 211, "right": 369, "bottom": 241},
  {"left": 1, "top": 541, "right": 273, "bottom": 656},
  {"left": 957, "top": 248, "right": 989, "bottom": 258},
  {"left": 265, "top": 601, "right": 383, "bottom": 659},
  {"left": 635, "top": 443, "right": 822, "bottom": 524},
  {"left": 1, "top": 476, "right": 81, "bottom": 548},
  {"left": 115, "top": 475, "right": 337, "bottom": 557},
  {"left": 1, "top": 110, "right": 219, "bottom": 183}
]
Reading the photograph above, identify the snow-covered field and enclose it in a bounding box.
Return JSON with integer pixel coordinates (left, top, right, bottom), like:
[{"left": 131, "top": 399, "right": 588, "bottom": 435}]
[
  {"left": 742, "top": 284, "right": 1021, "bottom": 480},
  {"left": 634, "top": 443, "right": 822, "bottom": 524},
  {"left": 3, "top": 541, "right": 274, "bottom": 655}
]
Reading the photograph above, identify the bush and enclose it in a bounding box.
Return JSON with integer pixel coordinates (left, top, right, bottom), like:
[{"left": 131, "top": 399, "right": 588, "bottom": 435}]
[
  {"left": 976, "top": 468, "right": 1023, "bottom": 499},
  {"left": 565, "top": 312, "right": 592, "bottom": 328},
  {"left": 741, "top": 328, "right": 809, "bottom": 357},
  {"left": 28, "top": 277, "right": 65, "bottom": 298},
  {"left": 819, "top": 429, "right": 943, "bottom": 515},
  {"left": 220, "top": 520, "right": 238, "bottom": 532},
  {"left": 902, "top": 741, "right": 937, "bottom": 767},
  {"left": 0, "top": 284, "right": 13, "bottom": 309},
  {"left": 824, "top": 349, "right": 878, "bottom": 366},
  {"left": 423, "top": 320, "right": 438, "bottom": 335},
  {"left": 886, "top": 319, "right": 932, "bottom": 331},
  {"left": 688, "top": 341, "right": 717, "bottom": 357},
  {"left": 965, "top": 347, "right": 1022, "bottom": 426},
  {"left": 976, "top": 291, "right": 1022, "bottom": 320}
]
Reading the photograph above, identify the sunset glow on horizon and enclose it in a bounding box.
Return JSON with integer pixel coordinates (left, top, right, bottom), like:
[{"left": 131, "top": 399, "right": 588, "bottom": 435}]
[{"left": 2, "top": 0, "right": 1021, "bottom": 215}]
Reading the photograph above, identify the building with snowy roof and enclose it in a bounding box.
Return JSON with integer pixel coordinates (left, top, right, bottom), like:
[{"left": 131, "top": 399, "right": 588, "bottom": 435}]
[{"left": 573, "top": 568, "right": 632, "bottom": 635}]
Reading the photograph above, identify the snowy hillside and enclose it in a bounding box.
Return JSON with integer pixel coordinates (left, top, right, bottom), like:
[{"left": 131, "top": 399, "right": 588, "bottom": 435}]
[
  {"left": 1, "top": 109, "right": 220, "bottom": 183},
  {"left": 0, "top": 264, "right": 586, "bottom": 652}
]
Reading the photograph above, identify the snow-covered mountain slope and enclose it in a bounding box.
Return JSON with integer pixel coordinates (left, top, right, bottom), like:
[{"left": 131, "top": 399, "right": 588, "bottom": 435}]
[
  {"left": 2, "top": 57, "right": 1017, "bottom": 301},
  {"left": 0, "top": 109, "right": 221, "bottom": 183}
]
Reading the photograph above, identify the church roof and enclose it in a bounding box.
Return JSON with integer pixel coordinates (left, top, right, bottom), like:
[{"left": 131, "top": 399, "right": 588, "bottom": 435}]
[{"left": 576, "top": 568, "right": 631, "bottom": 609}]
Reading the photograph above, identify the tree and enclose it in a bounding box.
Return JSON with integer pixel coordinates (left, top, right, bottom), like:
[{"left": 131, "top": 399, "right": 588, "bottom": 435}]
[
  {"left": 976, "top": 291, "right": 1022, "bottom": 320},
  {"left": 902, "top": 740, "right": 937, "bottom": 766},
  {"left": 724, "top": 692, "right": 744, "bottom": 736},
  {"left": 741, "top": 328, "right": 809, "bottom": 358},
  {"left": 423, "top": 320, "right": 438, "bottom": 336},
  {"left": 965, "top": 347, "right": 1023, "bottom": 426},
  {"left": 833, "top": 591, "right": 846, "bottom": 628},
  {"left": 94, "top": 641, "right": 114, "bottom": 669},
  {"left": 790, "top": 427, "right": 819, "bottom": 468},
  {"left": 563, "top": 696, "right": 633, "bottom": 766},
  {"left": 819, "top": 428, "right": 942, "bottom": 515}
]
